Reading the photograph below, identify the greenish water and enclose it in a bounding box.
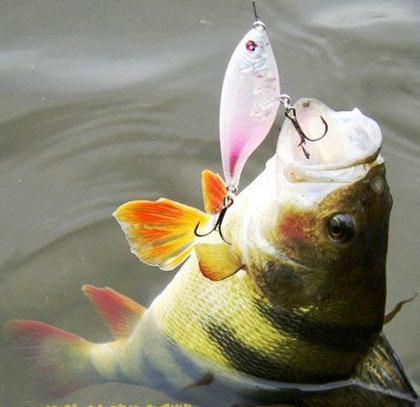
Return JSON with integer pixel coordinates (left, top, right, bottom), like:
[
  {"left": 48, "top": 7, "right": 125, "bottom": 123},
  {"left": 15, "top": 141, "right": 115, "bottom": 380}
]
[{"left": 0, "top": 0, "right": 419, "bottom": 406}]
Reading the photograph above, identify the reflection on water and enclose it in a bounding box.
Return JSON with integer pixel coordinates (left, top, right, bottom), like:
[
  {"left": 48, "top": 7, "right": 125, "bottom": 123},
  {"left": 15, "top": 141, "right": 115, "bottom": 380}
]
[{"left": 0, "top": 0, "right": 419, "bottom": 405}]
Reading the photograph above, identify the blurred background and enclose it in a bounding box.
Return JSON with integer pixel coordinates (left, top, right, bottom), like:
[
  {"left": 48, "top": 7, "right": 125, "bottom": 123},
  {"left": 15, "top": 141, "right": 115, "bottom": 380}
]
[{"left": 0, "top": 0, "right": 419, "bottom": 405}]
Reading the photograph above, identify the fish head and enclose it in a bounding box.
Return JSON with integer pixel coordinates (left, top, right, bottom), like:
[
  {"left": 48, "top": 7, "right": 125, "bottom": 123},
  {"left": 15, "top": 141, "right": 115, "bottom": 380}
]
[
  {"left": 250, "top": 99, "right": 392, "bottom": 329},
  {"left": 274, "top": 99, "right": 391, "bottom": 271}
]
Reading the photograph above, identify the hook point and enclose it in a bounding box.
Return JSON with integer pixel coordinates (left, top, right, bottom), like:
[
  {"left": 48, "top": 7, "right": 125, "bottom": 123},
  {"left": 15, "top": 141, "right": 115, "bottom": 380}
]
[{"left": 284, "top": 107, "right": 328, "bottom": 160}]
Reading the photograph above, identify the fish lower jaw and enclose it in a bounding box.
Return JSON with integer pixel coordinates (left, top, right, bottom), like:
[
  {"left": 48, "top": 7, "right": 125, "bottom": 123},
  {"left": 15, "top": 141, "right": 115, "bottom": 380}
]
[{"left": 282, "top": 155, "right": 384, "bottom": 185}]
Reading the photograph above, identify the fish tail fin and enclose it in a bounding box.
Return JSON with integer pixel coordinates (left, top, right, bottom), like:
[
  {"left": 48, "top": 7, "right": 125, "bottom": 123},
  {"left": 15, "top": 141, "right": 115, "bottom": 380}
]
[
  {"left": 4, "top": 319, "right": 100, "bottom": 397},
  {"left": 114, "top": 198, "right": 211, "bottom": 270}
]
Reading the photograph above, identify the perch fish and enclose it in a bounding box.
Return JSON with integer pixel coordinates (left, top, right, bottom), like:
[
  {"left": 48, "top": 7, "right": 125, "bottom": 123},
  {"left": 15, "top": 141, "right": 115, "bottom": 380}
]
[{"left": 6, "top": 99, "right": 419, "bottom": 406}]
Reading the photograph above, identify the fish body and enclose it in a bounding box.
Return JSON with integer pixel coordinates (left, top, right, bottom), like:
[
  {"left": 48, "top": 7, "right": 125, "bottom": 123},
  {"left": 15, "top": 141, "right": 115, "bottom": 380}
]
[{"left": 6, "top": 99, "right": 419, "bottom": 406}]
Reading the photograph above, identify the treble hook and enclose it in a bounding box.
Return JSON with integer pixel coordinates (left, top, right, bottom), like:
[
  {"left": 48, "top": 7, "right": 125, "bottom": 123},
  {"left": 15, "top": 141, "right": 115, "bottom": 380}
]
[
  {"left": 194, "top": 191, "right": 235, "bottom": 245},
  {"left": 279, "top": 95, "right": 328, "bottom": 159}
]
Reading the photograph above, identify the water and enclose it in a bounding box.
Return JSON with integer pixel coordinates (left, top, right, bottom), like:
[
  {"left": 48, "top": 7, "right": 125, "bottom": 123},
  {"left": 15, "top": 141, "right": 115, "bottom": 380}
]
[{"left": 0, "top": 0, "right": 419, "bottom": 405}]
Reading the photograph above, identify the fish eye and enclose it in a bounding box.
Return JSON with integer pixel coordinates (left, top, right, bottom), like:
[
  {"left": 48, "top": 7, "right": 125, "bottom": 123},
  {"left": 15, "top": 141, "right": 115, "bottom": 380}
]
[
  {"left": 327, "top": 214, "right": 354, "bottom": 243},
  {"left": 246, "top": 40, "right": 258, "bottom": 52}
]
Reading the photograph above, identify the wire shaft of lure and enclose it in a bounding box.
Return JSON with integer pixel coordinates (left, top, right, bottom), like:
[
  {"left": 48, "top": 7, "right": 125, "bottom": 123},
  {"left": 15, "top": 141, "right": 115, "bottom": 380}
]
[
  {"left": 252, "top": 0, "right": 259, "bottom": 21},
  {"left": 252, "top": 0, "right": 265, "bottom": 28}
]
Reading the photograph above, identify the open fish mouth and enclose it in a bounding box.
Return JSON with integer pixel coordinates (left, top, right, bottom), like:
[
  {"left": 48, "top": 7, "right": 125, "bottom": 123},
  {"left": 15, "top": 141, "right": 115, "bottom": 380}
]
[{"left": 276, "top": 98, "right": 384, "bottom": 184}]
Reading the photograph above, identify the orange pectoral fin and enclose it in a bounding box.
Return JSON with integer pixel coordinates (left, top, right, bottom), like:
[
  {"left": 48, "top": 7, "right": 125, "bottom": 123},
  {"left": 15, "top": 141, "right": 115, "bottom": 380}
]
[
  {"left": 201, "top": 170, "right": 227, "bottom": 215},
  {"left": 196, "top": 243, "right": 243, "bottom": 281},
  {"left": 113, "top": 198, "right": 211, "bottom": 270},
  {"left": 82, "top": 285, "right": 145, "bottom": 338}
]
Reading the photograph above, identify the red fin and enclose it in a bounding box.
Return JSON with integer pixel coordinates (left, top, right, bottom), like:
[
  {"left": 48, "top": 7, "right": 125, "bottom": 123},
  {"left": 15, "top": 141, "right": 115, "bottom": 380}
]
[
  {"left": 5, "top": 320, "right": 96, "bottom": 397},
  {"left": 82, "top": 284, "right": 145, "bottom": 338},
  {"left": 196, "top": 243, "right": 243, "bottom": 281},
  {"left": 113, "top": 198, "right": 211, "bottom": 270},
  {"left": 201, "top": 170, "right": 227, "bottom": 215}
]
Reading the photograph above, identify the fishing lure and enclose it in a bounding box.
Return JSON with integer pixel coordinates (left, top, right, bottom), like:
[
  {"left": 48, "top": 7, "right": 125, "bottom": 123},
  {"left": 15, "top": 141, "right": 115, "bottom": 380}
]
[
  {"left": 219, "top": 1, "right": 281, "bottom": 192},
  {"left": 194, "top": 1, "right": 281, "bottom": 242}
]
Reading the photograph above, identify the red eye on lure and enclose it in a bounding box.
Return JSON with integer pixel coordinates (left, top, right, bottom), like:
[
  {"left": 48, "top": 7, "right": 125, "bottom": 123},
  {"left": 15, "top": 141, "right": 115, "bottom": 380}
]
[{"left": 246, "top": 40, "right": 257, "bottom": 51}]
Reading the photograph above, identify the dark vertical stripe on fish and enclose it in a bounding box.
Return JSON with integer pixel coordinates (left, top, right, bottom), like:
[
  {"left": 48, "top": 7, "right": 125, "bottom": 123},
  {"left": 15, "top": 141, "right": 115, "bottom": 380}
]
[
  {"left": 204, "top": 321, "right": 339, "bottom": 383},
  {"left": 255, "top": 300, "right": 379, "bottom": 352}
]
